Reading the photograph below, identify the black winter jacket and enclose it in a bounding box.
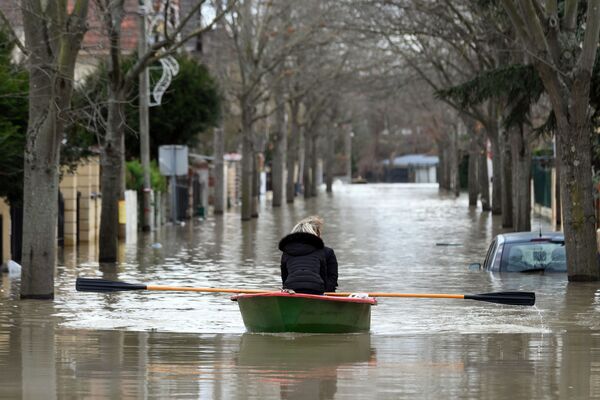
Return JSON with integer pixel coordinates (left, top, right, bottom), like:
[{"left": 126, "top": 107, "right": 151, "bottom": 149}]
[{"left": 278, "top": 232, "right": 338, "bottom": 294}]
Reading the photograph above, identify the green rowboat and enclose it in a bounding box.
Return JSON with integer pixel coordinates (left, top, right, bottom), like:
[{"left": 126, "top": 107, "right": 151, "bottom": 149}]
[{"left": 231, "top": 292, "right": 377, "bottom": 333}]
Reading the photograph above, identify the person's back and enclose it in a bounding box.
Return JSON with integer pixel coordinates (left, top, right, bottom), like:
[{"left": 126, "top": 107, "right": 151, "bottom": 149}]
[{"left": 279, "top": 216, "right": 338, "bottom": 295}]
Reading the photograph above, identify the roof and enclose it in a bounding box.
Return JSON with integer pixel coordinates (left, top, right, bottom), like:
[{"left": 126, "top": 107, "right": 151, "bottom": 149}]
[
  {"left": 382, "top": 154, "right": 439, "bottom": 167},
  {"left": 497, "top": 231, "right": 564, "bottom": 243}
]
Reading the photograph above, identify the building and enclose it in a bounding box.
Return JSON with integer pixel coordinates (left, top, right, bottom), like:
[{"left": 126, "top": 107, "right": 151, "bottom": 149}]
[{"left": 382, "top": 154, "right": 439, "bottom": 183}]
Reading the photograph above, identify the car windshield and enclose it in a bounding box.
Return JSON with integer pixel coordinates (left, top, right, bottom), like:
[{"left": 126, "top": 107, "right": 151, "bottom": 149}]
[{"left": 501, "top": 241, "right": 566, "bottom": 272}]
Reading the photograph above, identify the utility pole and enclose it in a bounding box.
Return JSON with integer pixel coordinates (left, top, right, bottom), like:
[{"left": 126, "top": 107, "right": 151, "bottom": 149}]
[{"left": 139, "top": 0, "right": 154, "bottom": 231}]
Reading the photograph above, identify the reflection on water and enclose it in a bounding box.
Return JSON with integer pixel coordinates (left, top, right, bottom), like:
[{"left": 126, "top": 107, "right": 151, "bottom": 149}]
[
  {"left": 2, "top": 184, "right": 600, "bottom": 398},
  {"left": 237, "top": 334, "right": 373, "bottom": 400}
]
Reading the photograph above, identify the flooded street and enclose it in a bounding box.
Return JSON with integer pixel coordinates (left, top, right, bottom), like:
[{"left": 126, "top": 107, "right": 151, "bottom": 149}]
[{"left": 2, "top": 184, "right": 600, "bottom": 399}]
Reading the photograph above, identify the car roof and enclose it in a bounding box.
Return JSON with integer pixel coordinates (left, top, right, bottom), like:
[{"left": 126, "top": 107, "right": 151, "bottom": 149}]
[{"left": 496, "top": 231, "right": 564, "bottom": 244}]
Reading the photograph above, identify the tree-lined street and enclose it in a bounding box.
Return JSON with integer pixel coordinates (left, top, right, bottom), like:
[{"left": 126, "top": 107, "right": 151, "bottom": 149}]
[{"left": 2, "top": 1, "right": 600, "bottom": 397}]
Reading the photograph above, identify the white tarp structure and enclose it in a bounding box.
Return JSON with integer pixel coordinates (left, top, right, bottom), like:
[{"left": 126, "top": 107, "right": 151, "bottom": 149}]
[{"left": 382, "top": 154, "right": 439, "bottom": 183}]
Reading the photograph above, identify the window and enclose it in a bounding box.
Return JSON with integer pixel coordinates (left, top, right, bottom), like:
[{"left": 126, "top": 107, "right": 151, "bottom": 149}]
[
  {"left": 483, "top": 239, "right": 497, "bottom": 270},
  {"left": 500, "top": 241, "right": 566, "bottom": 272}
]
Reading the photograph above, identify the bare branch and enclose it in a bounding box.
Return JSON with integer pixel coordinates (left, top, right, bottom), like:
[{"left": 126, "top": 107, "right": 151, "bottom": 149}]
[
  {"left": 578, "top": 1, "right": 600, "bottom": 74},
  {"left": 0, "top": 7, "right": 27, "bottom": 55},
  {"left": 563, "top": 0, "right": 579, "bottom": 31},
  {"left": 500, "top": 0, "right": 534, "bottom": 48}
]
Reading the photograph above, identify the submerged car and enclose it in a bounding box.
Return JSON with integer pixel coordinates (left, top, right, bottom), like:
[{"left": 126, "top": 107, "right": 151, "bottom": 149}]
[{"left": 471, "top": 231, "right": 566, "bottom": 273}]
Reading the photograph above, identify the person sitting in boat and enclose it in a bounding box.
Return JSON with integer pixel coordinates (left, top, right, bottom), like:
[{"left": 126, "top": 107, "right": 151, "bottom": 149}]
[{"left": 278, "top": 215, "right": 338, "bottom": 295}]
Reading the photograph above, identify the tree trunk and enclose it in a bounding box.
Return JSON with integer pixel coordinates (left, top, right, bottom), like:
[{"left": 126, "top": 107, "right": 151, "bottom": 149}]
[
  {"left": 556, "top": 120, "right": 599, "bottom": 280},
  {"left": 436, "top": 140, "right": 449, "bottom": 190},
  {"left": 303, "top": 130, "right": 312, "bottom": 199},
  {"left": 286, "top": 103, "right": 299, "bottom": 203},
  {"left": 20, "top": 1, "right": 89, "bottom": 298},
  {"left": 99, "top": 90, "right": 125, "bottom": 262},
  {"left": 478, "top": 142, "right": 491, "bottom": 211},
  {"left": 297, "top": 127, "right": 305, "bottom": 194},
  {"left": 499, "top": 0, "right": 600, "bottom": 279},
  {"left": 344, "top": 125, "right": 352, "bottom": 182},
  {"left": 21, "top": 97, "right": 62, "bottom": 298},
  {"left": 311, "top": 133, "right": 319, "bottom": 197},
  {"left": 241, "top": 136, "right": 253, "bottom": 221},
  {"left": 449, "top": 131, "right": 459, "bottom": 196},
  {"left": 325, "top": 128, "right": 335, "bottom": 193},
  {"left": 213, "top": 127, "right": 225, "bottom": 214},
  {"left": 251, "top": 151, "right": 260, "bottom": 218},
  {"left": 534, "top": 61, "right": 600, "bottom": 280},
  {"left": 510, "top": 124, "right": 531, "bottom": 231},
  {"left": 500, "top": 129, "right": 513, "bottom": 228},
  {"left": 467, "top": 134, "right": 479, "bottom": 207},
  {"left": 488, "top": 130, "right": 502, "bottom": 214},
  {"left": 271, "top": 102, "right": 286, "bottom": 207},
  {"left": 239, "top": 96, "right": 255, "bottom": 220}
]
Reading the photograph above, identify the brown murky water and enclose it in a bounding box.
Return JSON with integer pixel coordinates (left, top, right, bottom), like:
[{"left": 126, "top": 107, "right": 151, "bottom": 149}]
[{"left": 2, "top": 184, "right": 600, "bottom": 399}]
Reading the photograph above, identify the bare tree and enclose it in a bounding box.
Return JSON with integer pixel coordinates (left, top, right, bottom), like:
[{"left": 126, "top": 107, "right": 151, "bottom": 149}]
[
  {"left": 500, "top": 0, "right": 600, "bottom": 281},
  {"left": 1, "top": 1, "right": 90, "bottom": 298},
  {"left": 348, "top": 1, "right": 495, "bottom": 204},
  {"left": 90, "top": 0, "right": 231, "bottom": 262},
  {"left": 219, "top": 0, "right": 328, "bottom": 219}
]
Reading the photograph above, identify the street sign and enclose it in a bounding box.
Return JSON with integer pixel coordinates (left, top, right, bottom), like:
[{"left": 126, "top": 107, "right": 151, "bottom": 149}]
[{"left": 159, "top": 145, "right": 188, "bottom": 176}]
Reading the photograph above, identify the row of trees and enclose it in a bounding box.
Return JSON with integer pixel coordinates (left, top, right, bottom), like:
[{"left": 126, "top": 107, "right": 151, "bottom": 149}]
[
  {"left": 1, "top": 0, "right": 369, "bottom": 298},
  {"left": 0, "top": 0, "right": 230, "bottom": 298},
  {"left": 160, "top": 0, "right": 600, "bottom": 285},
  {"left": 342, "top": 0, "right": 600, "bottom": 281},
  {"left": 2, "top": 0, "right": 600, "bottom": 299}
]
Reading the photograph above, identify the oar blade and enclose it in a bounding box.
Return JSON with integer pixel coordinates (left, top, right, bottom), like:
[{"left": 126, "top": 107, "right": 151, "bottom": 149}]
[
  {"left": 465, "top": 291, "right": 535, "bottom": 306},
  {"left": 76, "top": 278, "right": 147, "bottom": 292}
]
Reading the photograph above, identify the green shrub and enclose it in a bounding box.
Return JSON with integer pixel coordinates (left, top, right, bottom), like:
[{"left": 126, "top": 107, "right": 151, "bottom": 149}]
[{"left": 126, "top": 159, "right": 167, "bottom": 192}]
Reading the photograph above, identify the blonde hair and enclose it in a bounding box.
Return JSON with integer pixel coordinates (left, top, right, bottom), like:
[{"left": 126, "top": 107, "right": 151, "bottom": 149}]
[{"left": 291, "top": 215, "right": 324, "bottom": 237}]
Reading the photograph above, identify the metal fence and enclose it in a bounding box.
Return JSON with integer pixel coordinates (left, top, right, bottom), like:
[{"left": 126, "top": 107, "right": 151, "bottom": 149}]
[{"left": 176, "top": 179, "right": 189, "bottom": 221}]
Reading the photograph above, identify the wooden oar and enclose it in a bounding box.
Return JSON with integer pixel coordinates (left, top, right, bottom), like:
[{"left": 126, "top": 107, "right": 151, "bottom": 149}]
[
  {"left": 76, "top": 278, "right": 535, "bottom": 306},
  {"left": 328, "top": 291, "right": 535, "bottom": 306},
  {"left": 76, "top": 278, "right": 267, "bottom": 294}
]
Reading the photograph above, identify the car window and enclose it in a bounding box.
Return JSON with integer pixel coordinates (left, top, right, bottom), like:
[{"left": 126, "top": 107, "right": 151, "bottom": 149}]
[
  {"left": 483, "top": 239, "right": 497, "bottom": 270},
  {"left": 500, "top": 242, "right": 566, "bottom": 272},
  {"left": 491, "top": 243, "right": 503, "bottom": 271}
]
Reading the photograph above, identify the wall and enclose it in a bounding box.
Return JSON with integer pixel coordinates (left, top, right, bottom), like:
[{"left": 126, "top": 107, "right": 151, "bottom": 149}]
[{"left": 59, "top": 156, "right": 102, "bottom": 246}]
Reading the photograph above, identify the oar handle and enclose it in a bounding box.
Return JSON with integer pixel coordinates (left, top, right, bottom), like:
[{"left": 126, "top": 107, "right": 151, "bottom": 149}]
[
  {"left": 327, "top": 292, "right": 465, "bottom": 299},
  {"left": 146, "top": 285, "right": 266, "bottom": 294}
]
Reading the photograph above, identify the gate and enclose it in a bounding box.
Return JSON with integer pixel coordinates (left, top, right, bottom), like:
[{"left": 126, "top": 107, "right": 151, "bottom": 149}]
[
  {"left": 0, "top": 214, "right": 3, "bottom": 263},
  {"left": 10, "top": 205, "right": 22, "bottom": 264},
  {"left": 58, "top": 192, "right": 64, "bottom": 247},
  {"left": 192, "top": 174, "right": 203, "bottom": 217},
  {"left": 76, "top": 191, "right": 81, "bottom": 244},
  {"left": 176, "top": 178, "right": 189, "bottom": 221}
]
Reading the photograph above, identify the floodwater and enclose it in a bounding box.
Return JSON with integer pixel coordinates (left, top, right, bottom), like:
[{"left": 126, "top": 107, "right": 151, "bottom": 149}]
[{"left": 1, "top": 183, "right": 600, "bottom": 399}]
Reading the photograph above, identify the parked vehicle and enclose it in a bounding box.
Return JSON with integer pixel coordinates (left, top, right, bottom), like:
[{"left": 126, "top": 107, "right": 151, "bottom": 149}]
[{"left": 470, "top": 232, "right": 566, "bottom": 273}]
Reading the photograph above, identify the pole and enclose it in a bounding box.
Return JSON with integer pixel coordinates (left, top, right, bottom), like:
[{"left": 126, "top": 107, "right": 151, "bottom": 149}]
[
  {"left": 139, "top": 1, "right": 154, "bottom": 231},
  {"left": 171, "top": 147, "right": 177, "bottom": 222}
]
